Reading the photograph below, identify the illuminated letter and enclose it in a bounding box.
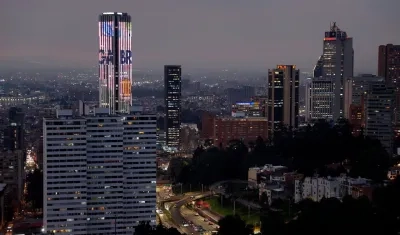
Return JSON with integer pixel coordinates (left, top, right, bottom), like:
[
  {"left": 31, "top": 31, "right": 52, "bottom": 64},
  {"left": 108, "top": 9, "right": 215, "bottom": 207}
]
[
  {"left": 106, "top": 50, "right": 113, "bottom": 65},
  {"left": 120, "top": 50, "right": 126, "bottom": 64},
  {"left": 126, "top": 50, "right": 132, "bottom": 64}
]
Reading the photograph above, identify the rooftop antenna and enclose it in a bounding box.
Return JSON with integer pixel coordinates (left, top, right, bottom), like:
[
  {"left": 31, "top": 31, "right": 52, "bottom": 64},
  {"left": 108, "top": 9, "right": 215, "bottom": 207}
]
[{"left": 331, "top": 22, "right": 341, "bottom": 32}]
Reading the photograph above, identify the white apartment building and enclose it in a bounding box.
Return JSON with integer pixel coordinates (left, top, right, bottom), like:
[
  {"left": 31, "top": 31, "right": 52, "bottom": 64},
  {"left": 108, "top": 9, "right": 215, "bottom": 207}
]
[
  {"left": 294, "top": 176, "right": 370, "bottom": 203},
  {"left": 43, "top": 108, "right": 157, "bottom": 234}
]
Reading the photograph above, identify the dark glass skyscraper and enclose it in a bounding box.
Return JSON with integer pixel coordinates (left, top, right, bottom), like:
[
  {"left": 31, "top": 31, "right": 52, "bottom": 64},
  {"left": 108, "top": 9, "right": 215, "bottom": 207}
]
[
  {"left": 321, "top": 22, "right": 354, "bottom": 120},
  {"left": 98, "top": 12, "right": 132, "bottom": 114},
  {"left": 378, "top": 44, "right": 400, "bottom": 134},
  {"left": 3, "top": 107, "right": 25, "bottom": 151},
  {"left": 313, "top": 55, "right": 323, "bottom": 78},
  {"left": 267, "top": 65, "right": 299, "bottom": 137},
  {"left": 164, "top": 65, "right": 182, "bottom": 150}
]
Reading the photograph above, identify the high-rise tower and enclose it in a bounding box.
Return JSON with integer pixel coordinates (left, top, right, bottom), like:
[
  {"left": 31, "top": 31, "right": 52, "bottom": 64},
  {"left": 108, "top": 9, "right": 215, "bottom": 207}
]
[
  {"left": 378, "top": 44, "right": 400, "bottom": 134},
  {"left": 98, "top": 12, "right": 132, "bottom": 114},
  {"left": 164, "top": 65, "right": 182, "bottom": 150},
  {"left": 321, "top": 22, "right": 354, "bottom": 121},
  {"left": 43, "top": 109, "right": 157, "bottom": 234},
  {"left": 267, "top": 65, "right": 299, "bottom": 137}
]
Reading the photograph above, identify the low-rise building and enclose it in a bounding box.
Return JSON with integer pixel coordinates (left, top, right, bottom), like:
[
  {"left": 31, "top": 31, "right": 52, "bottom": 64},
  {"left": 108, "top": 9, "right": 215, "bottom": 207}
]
[
  {"left": 295, "top": 175, "right": 372, "bottom": 203},
  {"left": 202, "top": 112, "right": 268, "bottom": 147},
  {"left": 388, "top": 165, "right": 400, "bottom": 180},
  {"left": 248, "top": 164, "right": 288, "bottom": 187},
  {"left": 247, "top": 165, "right": 302, "bottom": 205}
]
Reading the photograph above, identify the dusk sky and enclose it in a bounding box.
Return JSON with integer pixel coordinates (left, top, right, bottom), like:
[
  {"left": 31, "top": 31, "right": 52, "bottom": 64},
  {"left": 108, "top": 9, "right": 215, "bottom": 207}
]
[{"left": 0, "top": 0, "right": 399, "bottom": 73}]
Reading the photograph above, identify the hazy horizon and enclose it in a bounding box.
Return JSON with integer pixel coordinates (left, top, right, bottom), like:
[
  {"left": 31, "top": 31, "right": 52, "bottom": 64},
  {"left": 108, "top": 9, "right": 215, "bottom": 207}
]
[{"left": 1, "top": 0, "right": 399, "bottom": 74}]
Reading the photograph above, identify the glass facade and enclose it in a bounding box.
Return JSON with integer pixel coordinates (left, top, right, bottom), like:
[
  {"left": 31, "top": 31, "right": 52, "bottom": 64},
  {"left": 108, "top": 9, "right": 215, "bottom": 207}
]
[
  {"left": 98, "top": 12, "right": 132, "bottom": 114},
  {"left": 321, "top": 23, "right": 353, "bottom": 121},
  {"left": 164, "top": 65, "right": 182, "bottom": 150},
  {"left": 267, "top": 65, "right": 299, "bottom": 136}
]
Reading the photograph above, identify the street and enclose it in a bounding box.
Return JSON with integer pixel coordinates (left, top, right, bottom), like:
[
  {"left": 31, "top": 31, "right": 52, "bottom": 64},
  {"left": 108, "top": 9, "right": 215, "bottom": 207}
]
[
  {"left": 156, "top": 181, "right": 256, "bottom": 235},
  {"left": 180, "top": 205, "right": 217, "bottom": 232}
]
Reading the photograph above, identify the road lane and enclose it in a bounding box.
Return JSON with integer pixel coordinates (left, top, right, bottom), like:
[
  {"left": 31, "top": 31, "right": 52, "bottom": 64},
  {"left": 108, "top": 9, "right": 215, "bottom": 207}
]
[
  {"left": 170, "top": 197, "right": 198, "bottom": 234},
  {"left": 180, "top": 205, "right": 217, "bottom": 232},
  {"left": 199, "top": 209, "right": 222, "bottom": 223}
]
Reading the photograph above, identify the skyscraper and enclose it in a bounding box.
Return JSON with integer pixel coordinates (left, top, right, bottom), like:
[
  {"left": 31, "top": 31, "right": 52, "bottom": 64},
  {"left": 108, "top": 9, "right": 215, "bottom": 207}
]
[
  {"left": 267, "top": 65, "right": 299, "bottom": 137},
  {"left": 164, "top": 65, "right": 182, "bottom": 150},
  {"left": 321, "top": 22, "right": 354, "bottom": 121},
  {"left": 313, "top": 55, "right": 323, "bottom": 78},
  {"left": 378, "top": 44, "right": 400, "bottom": 85},
  {"left": 307, "top": 77, "right": 334, "bottom": 121},
  {"left": 365, "top": 82, "right": 394, "bottom": 156},
  {"left": 43, "top": 109, "right": 157, "bottom": 234},
  {"left": 3, "top": 107, "right": 25, "bottom": 151},
  {"left": 378, "top": 44, "right": 400, "bottom": 133},
  {"left": 98, "top": 12, "right": 132, "bottom": 114}
]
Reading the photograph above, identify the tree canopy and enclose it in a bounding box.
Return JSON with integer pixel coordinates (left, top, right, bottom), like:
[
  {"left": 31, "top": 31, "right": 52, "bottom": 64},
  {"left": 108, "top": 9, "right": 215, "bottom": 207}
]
[
  {"left": 134, "top": 221, "right": 181, "bottom": 235},
  {"left": 259, "top": 177, "right": 400, "bottom": 235},
  {"left": 173, "top": 119, "right": 391, "bottom": 186},
  {"left": 217, "top": 215, "right": 254, "bottom": 235}
]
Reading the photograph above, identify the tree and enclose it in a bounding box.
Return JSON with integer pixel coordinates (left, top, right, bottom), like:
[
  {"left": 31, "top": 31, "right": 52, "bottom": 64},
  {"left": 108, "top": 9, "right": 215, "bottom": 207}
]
[
  {"left": 134, "top": 221, "right": 153, "bottom": 235},
  {"left": 260, "top": 210, "right": 285, "bottom": 235},
  {"left": 217, "top": 215, "right": 253, "bottom": 235},
  {"left": 134, "top": 222, "right": 182, "bottom": 235}
]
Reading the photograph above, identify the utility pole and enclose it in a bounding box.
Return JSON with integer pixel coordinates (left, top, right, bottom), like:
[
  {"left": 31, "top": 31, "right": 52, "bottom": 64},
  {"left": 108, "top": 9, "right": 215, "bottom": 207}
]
[
  {"left": 248, "top": 205, "right": 250, "bottom": 220},
  {"left": 180, "top": 183, "right": 183, "bottom": 195},
  {"left": 201, "top": 184, "right": 204, "bottom": 193},
  {"left": 233, "top": 200, "right": 236, "bottom": 215}
]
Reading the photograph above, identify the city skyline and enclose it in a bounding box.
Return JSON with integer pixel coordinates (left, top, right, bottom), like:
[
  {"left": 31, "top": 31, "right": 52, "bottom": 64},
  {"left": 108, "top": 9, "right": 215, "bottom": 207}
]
[{"left": 0, "top": 0, "right": 399, "bottom": 73}]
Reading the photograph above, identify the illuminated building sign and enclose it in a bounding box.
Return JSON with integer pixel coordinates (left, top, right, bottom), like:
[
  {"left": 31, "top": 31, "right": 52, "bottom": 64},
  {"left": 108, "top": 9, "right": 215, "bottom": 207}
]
[
  {"left": 236, "top": 102, "right": 253, "bottom": 106},
  {"left": 98, "top": 50, "right": 132, "bottom": 65}
]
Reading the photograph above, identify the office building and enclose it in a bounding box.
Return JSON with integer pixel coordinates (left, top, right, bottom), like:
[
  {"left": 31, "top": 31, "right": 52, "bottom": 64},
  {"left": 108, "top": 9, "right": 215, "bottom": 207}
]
[
  {"left": 3, "top": 125, "right": 24, "bottom": 151},
  {"left": 231, "top": 101, "right": 264, "bottom": 117},
  {"left": 313, "top": 55, "right": 323, "bottom": 78},
  {"left": 364, "top": 82, "right": 394, "bottom": 156},
  {"left": 164, "top": 65, "right": 182, "bottom": 150},
  {"left": 243, "top": 86, "right": 256, "bottom": 100},
  {"left": 98, "top": 12, "right": 132, "bottom": 114},
  {"left": 321, "top": 22, "right": 354, "bottom": 120},
  {"left": 378, "top": 44, "right": 400, "bottom": 131},
  {"left": 267, "top": 65, "right": 299, "bottom": 136},
  {"left": 3, "top": 107, "right": 25, "bottom": 151},
  {"left": 8, "top": 107, "right": 25, "bottom": 126},
  {"left": 306, "top": 77, "right": 334, "bottom": 121},
  {"left": 344, "top": 75, "right": 385, "bottom": 136},
  {"left": 0, "top": 150, "right": 24, "bottom": 203},
  {"left": 350, "top": 74, "right": 384, "bottom": 105},
  {"left": 43, "top": 109, "right": 157, "bottom": 234},
  {"left": 201, "top": 112, "right": 268, "bottom": 147},
  {"left": 379, "top": 44, "right": 400, "bottom": 85},
  {"left": 348, "top": 104, "right": 364, "bottom": 136}
]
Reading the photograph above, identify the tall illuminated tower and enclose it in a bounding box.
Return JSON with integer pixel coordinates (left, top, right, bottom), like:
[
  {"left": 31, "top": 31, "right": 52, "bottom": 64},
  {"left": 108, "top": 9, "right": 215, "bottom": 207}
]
[
  {"left": 321, "top": 22, "right": 354, "bottom": 121},
  {"left": 267, "top": 65, "right": 299, "bottom": 137},
  {"left": 164, "top": 65, "right": 182, "bottom": 150},
  {"left": 98, "top": 12, "right": 132, "bottom": 114}
]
